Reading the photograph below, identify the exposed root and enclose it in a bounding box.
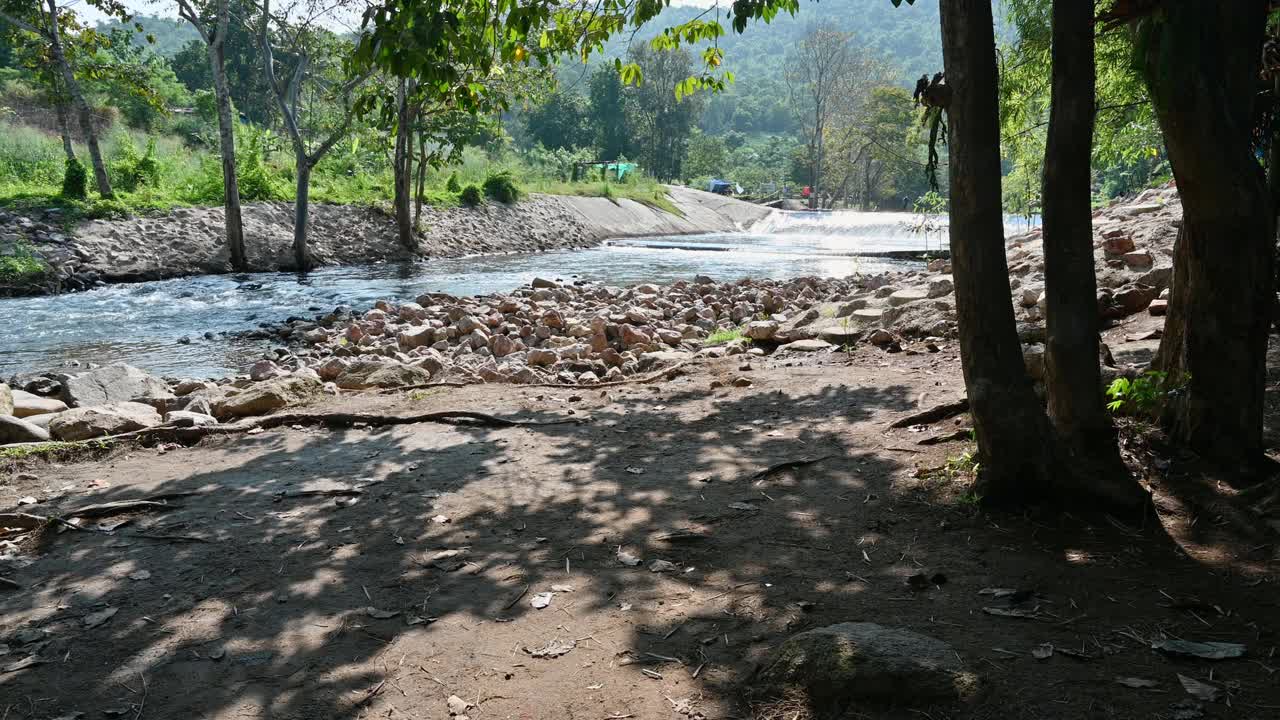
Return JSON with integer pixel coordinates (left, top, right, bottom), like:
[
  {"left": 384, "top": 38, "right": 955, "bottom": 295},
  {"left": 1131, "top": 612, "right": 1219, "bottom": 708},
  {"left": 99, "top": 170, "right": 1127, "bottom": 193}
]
[
  {"left": 389, "top": 360, "right": 694, "bottom": 394},
  {"left": 888, "top": 398, "right": 970, "bottom": 428}
]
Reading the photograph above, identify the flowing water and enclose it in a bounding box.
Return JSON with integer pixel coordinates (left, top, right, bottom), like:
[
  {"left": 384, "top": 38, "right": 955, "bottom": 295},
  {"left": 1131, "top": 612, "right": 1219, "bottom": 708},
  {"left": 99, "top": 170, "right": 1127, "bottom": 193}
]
[{"left": 0, "top": 210, "right": 1039, "bottom": 378}]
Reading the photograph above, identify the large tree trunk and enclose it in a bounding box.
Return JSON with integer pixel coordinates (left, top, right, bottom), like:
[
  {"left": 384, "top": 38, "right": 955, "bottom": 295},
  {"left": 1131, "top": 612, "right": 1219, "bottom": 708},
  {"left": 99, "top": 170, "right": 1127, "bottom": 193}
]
[
  {"left": 209, "top": 38, "right": 248, "bottom": 272},
  {"left": 1041, "top": 0, "right": 1139, "bottom": 505},
  {"left": 1142, "top": 1, "right": 1274, "bottom": 471},
  {"left": 293, "top": 157, "right": 312, "bottom": 271},
  {"left": 44, "top": 0, "right": 109, "bottom": 197},
  {"left": 940, "top": 0, "right": 1056, "bottom": 504},
  {"left": 393, "top": 79, "right": 416, "bottom": 251}
]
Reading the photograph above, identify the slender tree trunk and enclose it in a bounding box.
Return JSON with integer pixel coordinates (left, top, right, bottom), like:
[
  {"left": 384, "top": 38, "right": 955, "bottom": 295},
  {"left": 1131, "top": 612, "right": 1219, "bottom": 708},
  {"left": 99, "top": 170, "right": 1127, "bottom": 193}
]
[
  {"left": 393, "top": 79, "right": 415, "bottom": 251},
  {"left": 293, "top": 156, "right": 312, "bottom": 271},
  {"left": 54, "top": 94, "right": 76, "bottom": 162},
  {"left": 1042, "top": 0, "right": 1141, "bottom": 506},
  {"left": 940, "top": 0, "right": 1056, "bottom": 504},
  {"left": 1142, "top": 1, "right": 1274, "bottom": 472},
  {"left": 43, "top": 0, "right": 109, "bottom": 197},
  {"left": 209, "top": 38, "right": 248, "bottom": 272},
  {"left": 414, "top": 139, "right": 427, "bottom": 231}
]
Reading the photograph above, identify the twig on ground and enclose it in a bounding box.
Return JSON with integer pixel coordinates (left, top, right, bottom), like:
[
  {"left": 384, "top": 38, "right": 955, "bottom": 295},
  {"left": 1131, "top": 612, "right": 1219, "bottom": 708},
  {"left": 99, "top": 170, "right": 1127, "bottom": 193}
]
[{"left": 750, "top": 455, "right": 832, "bottom": 482}]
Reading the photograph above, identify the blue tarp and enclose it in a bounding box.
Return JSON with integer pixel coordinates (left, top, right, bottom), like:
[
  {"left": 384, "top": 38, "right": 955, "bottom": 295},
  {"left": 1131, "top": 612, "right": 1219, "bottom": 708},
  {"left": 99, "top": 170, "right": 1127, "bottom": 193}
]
[{"left": 707, "top": 179, "right": 732, "bottom": 194}]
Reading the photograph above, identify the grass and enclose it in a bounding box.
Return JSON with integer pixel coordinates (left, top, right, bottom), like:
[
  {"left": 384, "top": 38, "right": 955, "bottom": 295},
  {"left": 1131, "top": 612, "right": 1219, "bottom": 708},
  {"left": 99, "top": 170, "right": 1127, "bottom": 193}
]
[
  {"left": 0, "top": 241, "right": 47, "bottom": 281},
  {"left": 704, "top": 327, "right": 749, "bottom": 346},
  {"left": 0, "top": 122, "right": 687, "bottom": 221}
]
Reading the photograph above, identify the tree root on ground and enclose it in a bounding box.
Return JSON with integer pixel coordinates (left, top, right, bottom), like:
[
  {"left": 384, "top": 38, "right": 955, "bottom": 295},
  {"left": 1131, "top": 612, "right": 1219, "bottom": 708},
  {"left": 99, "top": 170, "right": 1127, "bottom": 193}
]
[
  {"left": 389, "top": 360, "right": 693, "bottom": 394},
  {"left": 888, "top": 398, "right": 970, "bottom": 428}
]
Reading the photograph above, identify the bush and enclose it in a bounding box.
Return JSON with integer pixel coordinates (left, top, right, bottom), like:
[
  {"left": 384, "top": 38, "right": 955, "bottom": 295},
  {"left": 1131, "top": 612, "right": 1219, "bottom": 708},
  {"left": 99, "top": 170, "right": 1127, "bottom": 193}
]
[
  {"left": 110, "top": 135, "right": 162, "bottom": 192},
  {"left": 61, "top": 157, "right": 88, "bottom": 199},
  {"left": 458, "top": 183, "right": 484, "bottom": 206},
  {"left": 445, "top": 171, "right": 461, "bottom": 193},
  {"left": 482, "top": 170, "right": 520, "bottom": 203}
]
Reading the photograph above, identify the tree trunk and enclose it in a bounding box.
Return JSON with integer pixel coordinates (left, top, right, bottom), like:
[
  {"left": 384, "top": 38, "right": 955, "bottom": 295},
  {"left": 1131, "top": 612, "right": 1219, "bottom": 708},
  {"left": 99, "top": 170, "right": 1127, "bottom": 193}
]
[
  {"left": 54, "top": 94, "right": 76, "bottom": 162},
  {"left": 1142, "top": 1, "right": 1274, "bottom": 471},
  {"left": 1041, "top": 0, "right": 1141, "bottom": 506},
  {"left": 414, "top": 138, "right": 427, "bottom": 230},
  {"left": 293, "top": 157, "right": 312, "bottom": 271},
  {"left": 208, "top": 38, "right": 248, "bottom": 272},
  {"left": 393, "top": 79, "right": 415, "bottom": 251},
  {"left": 43, "top": 0, "right": 109, "bottom": 197},
  {"left": 940, "top": 0, "right": 1056, "bottom": 504}
]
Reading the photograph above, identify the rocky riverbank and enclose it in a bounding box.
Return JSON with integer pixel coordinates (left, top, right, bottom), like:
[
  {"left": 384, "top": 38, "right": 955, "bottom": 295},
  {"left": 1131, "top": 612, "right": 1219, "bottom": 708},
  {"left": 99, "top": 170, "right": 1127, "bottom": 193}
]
[
  {"left": 0, "top": 186, "right": 770, "bottom": 296},
  {"left": 0, "top": 185, "right": 1180, "bottom": 445}
]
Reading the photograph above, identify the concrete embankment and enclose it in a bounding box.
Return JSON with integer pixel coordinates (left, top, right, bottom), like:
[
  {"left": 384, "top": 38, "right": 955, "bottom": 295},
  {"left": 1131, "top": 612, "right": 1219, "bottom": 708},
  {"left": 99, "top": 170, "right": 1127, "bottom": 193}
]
[{"left": 0, "top": 186, "right": 771, "bottom": 296}]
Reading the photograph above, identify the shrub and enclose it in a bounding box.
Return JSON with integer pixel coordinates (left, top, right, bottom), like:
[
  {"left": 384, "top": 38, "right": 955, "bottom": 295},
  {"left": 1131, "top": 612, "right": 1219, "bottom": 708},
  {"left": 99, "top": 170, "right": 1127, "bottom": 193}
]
[
  {"left": 459, "top": 183, "right": 484, "bottom": 207},
  {"left": 445, "top": 171, "right": 461, "bottom": 193},
  {"left": 482, "top": 170, "right": 520, "bottom": 203},
  {"left": 61, "top": 157, "right": 88, "bottom": 199},
  {"left": 110, "top": 135, "right": 162, "bottom": 192}
]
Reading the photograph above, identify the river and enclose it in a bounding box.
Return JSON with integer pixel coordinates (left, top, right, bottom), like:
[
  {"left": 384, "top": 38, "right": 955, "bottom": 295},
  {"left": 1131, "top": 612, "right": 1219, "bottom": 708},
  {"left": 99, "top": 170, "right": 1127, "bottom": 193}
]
[{"left": 0, "top": 210, "right": 1039, "bottom": 379}]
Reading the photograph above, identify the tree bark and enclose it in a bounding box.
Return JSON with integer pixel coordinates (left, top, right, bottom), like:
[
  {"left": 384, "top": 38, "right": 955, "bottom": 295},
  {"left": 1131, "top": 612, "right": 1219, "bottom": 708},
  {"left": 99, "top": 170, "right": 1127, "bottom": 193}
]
[
  {"left": 209, "top": 32, "right": 248, "bottom": 272},
  {"left": 1041, "top": 0, "right": 1139, "bottom": 505},
  {"left": 293, "top": 158, "right": 312, "bottom": 271},
  {"left": 940, "top": 0, "right": 1056, "bottom": 504},
  {"left": 43, "top": 0, "right": 109, "bottom": 197},
  {"left": 1142, "top": 1, "right": 1274, "bottom": 471},
  {"left": 393, "top": 78, "right": 416, "bottom": 251},
  {"left": 54, "top": 93, "right": 76, "bottom": 162}
]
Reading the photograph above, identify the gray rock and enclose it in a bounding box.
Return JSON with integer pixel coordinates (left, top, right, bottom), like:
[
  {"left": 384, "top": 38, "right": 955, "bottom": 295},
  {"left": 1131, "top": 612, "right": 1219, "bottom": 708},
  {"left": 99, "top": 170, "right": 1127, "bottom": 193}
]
[
  {"left": 60, "top": 364, "right": 172, "bottom": 408},
  {"left": 336, "top": 360, "right": 432, "bottom": 390},
  {"left": 887, "top": 287, "right": 929, "bottom": 307},
  {"left": 164, "top": 410, "right": 219, "bottom": 427},
  {"left": 0, "top": 383, "right": 11, "bottom": 416},
  {"left": 11, "top": 390, "right": 68, "bottom": 418},
  {"left": 755, "top": 623, "right": 979, "bottom": 710},
  {"left": 926, "top": 275, "right": 954, "bottom": 298},
  {"left": 48, "top": 402, "right": 163, "bottom": 441},
  {"left": 1024, "top": 343, "right": 1046, "bottom": 380},
  {"left": 213, "top": 376, "right": 320, "bottom": 419},
  {"left": 781, "top": 339, "right": 833, "bottom": 352},
  {"left": 0, "top": 414, "right": 51, "bottom": 443},
  {"left": 745, "top": 320, "right": 780, "bottom": 341}
]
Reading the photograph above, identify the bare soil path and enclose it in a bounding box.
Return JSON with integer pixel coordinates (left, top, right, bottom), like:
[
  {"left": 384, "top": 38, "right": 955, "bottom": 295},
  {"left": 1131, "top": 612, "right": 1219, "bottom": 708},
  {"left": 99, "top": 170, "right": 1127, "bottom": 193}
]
[{"left": 1, "top": 344, "right": 1277, "bottom": 720}]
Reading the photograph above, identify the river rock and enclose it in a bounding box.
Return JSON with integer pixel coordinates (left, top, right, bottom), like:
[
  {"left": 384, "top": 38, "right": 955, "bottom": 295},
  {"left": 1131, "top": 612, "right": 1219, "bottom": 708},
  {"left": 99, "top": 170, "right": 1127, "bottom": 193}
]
[
  {"left": 1148, "top": 298, "right": 1169, "bottom": 316},
  {"left": 1112, "top": 284, "right": 1158, "bottom": 316},
  {"left": 887, "top": 287, "right": 928, "bottom": 307},
  {"left": 531, "top": 277, "right": 559, "bottom": 289},
  {"left": 620, "top": 325, "right": 651, "bottom": 348},
  {"left": 249, "top": 360, "right": 285, "bottom": 382},
  {"left": 1103, "top": 234, "right": 1136, "bottom": 255},
  {"left": 490, "top": 334, "right": 518, "bottom": 358},
  {"left": 163, "top": 410, "right": 219, "bottom": 427},
  {"left": 927, "top": 275, "right": 954, "bottom": 298},
  {"left": 11, "top": 390, "right": 68, "bottom": 418},
  {"left": 754, "top": 623, "right": 979, "bottom": 710},
  {"left": 60, "top": 364, "right": 172, "bottom": 408},
  {"left": 1122, "top": 250, "right": 1154, "bottom": 270},
  {"left": 397, "top": 326, "right": 435, "bottom": 350},
  {"left": 745, "top": 320, "right": 780, "bottom": 341},
  {"left": 1023, "top": 343, "right": 1046, "bottom": 380},
  {"left": 214, "top": 375, "right": 320, "bottom": 418},
  {"left": 0, "top": 384, "right": 11, "bottom": 416},
  {"left": 781, "top": 339, "right": 833, "bottom": 352},
  {"left": 336, "top": 360, "right": 431, "bottom": 389},
  {"left": 0, "top": 414, "right": 51, "bottom": 443},
  {"left": 317, "top": 357, "right": 350, "bottom": 381},
  {"left": 48, "top": 402, "right": 163, "bottom": 441}
]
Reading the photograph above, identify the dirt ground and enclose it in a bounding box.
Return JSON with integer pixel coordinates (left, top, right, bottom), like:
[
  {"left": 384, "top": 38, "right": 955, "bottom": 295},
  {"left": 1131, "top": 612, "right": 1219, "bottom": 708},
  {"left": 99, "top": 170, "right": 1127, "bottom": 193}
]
[{"left": 1, "top": 338, "right": 1278, "bottom": 720}]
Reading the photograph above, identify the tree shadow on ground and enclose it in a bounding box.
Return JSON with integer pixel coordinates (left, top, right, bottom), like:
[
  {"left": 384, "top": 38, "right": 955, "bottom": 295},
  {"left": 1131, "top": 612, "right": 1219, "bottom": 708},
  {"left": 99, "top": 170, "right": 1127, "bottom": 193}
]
[{"left": 1, "top": 377, "right": 1277, "bottom": 720}]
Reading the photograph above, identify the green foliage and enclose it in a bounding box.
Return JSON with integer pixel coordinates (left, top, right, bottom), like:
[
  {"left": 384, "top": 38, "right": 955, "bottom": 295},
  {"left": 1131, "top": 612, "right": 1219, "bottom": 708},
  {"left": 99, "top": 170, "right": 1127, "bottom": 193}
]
[
  {"left": 0, "top": 240, "right": 45, "bottom": 280},
  {"left": 458, "top": 183, "right": 483, "bottom": 206},
  {"left": 1105, "top": 371, "right": 1188, "bottom": 417},
  {"left": 482, "top": 171, "right": 520, "bottom": 203},
  {"left": 445, "top": 171, "right": 461, "bottom": 193},
  {"left": 704, "top": 327, "right": 748, "bottom": 346},
  {"left": 109, "top": 134, "right": 161, "bottom": 192},
  {"left": 60, "top": 156, "right": 87, "bottom": 199}
]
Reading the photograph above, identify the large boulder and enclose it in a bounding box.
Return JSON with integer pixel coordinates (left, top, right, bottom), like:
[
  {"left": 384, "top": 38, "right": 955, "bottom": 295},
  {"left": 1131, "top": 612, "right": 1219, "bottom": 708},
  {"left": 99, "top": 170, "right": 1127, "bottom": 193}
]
[
  {"left": 887, "top": 287, "right": 929, "bottom": 307},
  {"left": 12, "top": 390, "right": 68, "bottom": 418},
  {"left": 754, "top": 623, "right": 979, "bottom": 711},
  {"left": 213, "top": 375, "right": 321, "bottom": 419},
  {"left": 0, "top": 415, "right": 51, "bottom": 444},
  {"left": 60, "top": 364, "right": 172, "bottom": 408},
  {"left": 48, "top": 402, "right": 163, "bottom": 441},
  {"left": 335, "top": 360, "right": 431, "bottom": 390},
  {"left": 0, "top": 383, "right": 11, "bottom": 416},
  {"left": 745, "top": 320, "right": 780, "bottom": 341}
]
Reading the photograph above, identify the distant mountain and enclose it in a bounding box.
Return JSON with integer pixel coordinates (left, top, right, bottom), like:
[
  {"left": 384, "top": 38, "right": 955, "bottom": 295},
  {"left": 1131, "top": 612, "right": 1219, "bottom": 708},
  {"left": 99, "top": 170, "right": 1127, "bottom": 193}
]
[{"left": 96, "top": 15, "right": 201, "bottom": 59}]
